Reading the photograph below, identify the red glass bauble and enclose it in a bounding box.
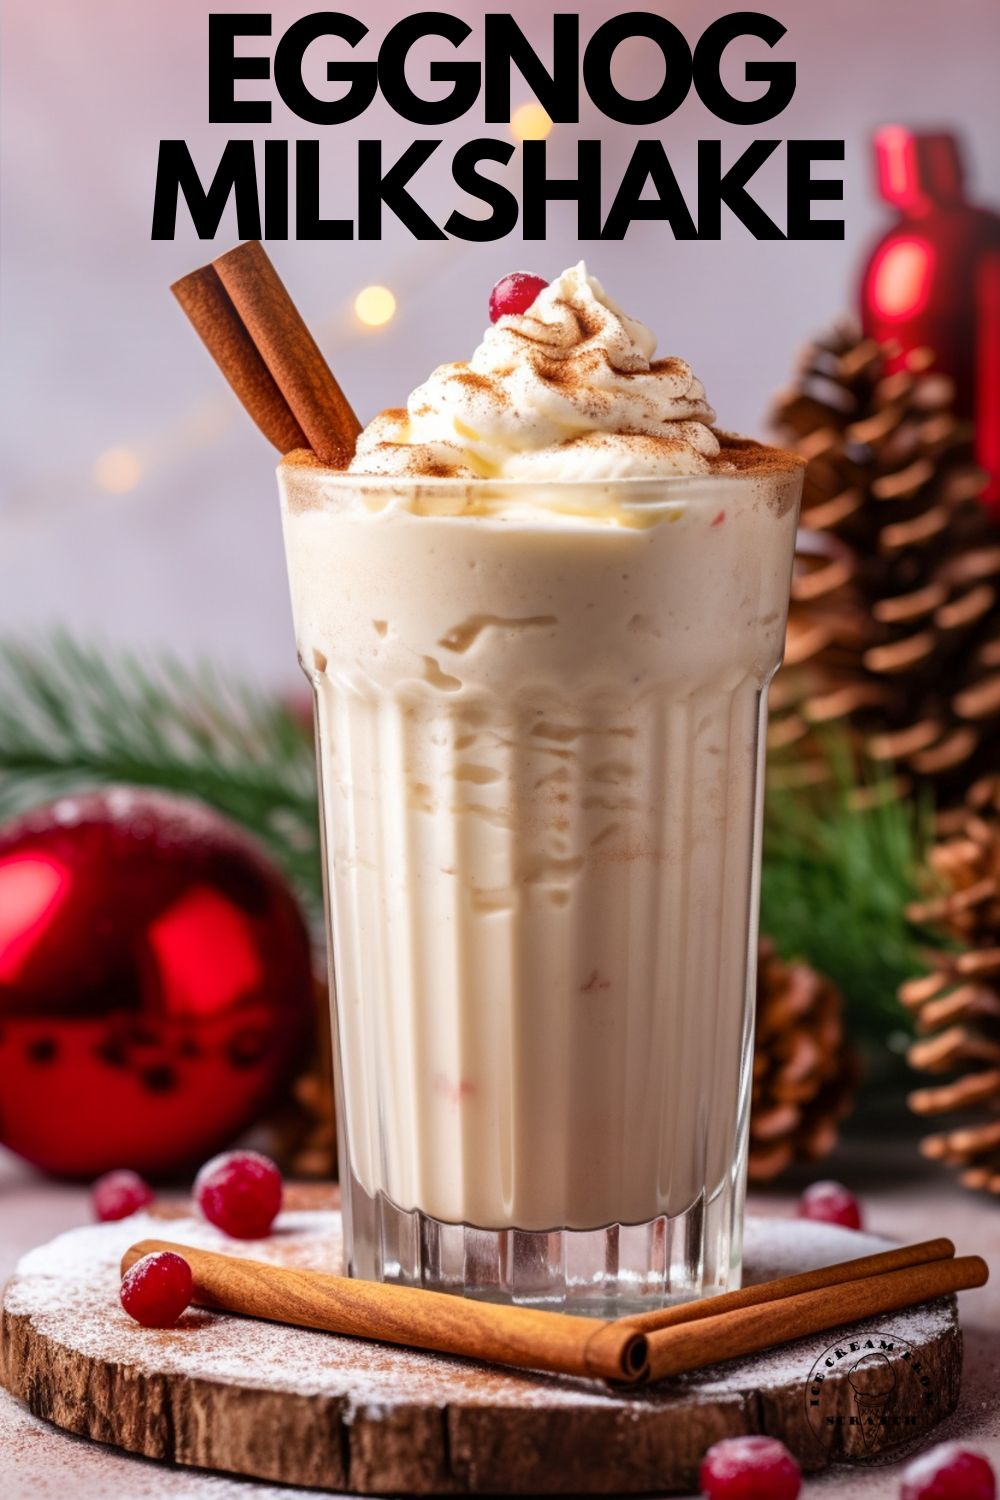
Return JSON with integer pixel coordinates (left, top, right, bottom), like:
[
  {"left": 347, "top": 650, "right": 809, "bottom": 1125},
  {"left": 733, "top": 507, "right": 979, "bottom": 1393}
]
[{"left": 0, "top": 788, "right": 314, "bottom": 1179}]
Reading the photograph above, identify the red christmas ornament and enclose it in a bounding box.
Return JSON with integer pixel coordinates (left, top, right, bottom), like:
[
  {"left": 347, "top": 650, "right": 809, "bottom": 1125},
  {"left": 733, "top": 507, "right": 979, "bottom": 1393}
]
[
  {"left": 0, "top": 788, "right": 313, "bottom": 1179},
  {"left": 860, "top": 127, "right": 1000, "bottom": 512}
]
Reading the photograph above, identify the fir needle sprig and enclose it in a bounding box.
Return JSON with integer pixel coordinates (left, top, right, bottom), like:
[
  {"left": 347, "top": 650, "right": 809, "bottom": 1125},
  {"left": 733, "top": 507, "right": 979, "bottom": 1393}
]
[
  {"left": 762, "top": 746, "right": 935, "bottom": 1051},
  {"left": 0, "top": 634, "right": 322, "bottom": 913}
]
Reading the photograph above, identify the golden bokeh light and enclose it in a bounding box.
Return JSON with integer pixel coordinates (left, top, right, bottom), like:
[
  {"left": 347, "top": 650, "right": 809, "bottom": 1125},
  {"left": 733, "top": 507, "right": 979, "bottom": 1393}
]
[
  {"left": 354, "top": 285, "right": 397, "bottom": 328},
  {"left": 93, "top": 446, "right": 142, "bottom": 494},
  {"left": 510, "top": 102, "right": 553, "bottom": 141}
]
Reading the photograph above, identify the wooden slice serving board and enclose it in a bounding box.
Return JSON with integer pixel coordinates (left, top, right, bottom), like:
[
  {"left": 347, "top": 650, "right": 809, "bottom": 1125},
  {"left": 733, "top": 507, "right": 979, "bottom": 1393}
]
[{"left": 0, "top": 1187, "right": 963, "bottom": 1495}]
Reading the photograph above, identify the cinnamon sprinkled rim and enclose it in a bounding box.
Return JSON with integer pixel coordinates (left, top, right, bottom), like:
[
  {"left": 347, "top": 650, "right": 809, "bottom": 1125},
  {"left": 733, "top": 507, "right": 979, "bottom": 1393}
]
[{"left": 281, "top": 435, "right": 806, "bottom": 487}]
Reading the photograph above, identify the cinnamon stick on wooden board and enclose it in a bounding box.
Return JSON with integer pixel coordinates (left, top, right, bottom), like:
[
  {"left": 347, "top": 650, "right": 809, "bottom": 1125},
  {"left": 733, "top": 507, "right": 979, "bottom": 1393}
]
[
  {"left": 619, "top": 1236, "right": 956, "bottom": 1334},
  {"left": 172, "top": 240, "right": 361, "bottom": 467},
  {"left": 642, "top": 1254, "right": 988, "bottom": 1383},
  {"left": 120, "top": 1239, "right": 648, "bottom": 1384},
  {"left": 123, "top": 1235, "right": 987, "bottom": 1388}
]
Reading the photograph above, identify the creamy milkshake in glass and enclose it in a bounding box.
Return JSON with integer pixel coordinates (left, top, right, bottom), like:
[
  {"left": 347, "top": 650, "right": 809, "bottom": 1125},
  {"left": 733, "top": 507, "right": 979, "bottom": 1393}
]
[{"left": 279, "top": 265, "right": 803, "bottom": 1313}]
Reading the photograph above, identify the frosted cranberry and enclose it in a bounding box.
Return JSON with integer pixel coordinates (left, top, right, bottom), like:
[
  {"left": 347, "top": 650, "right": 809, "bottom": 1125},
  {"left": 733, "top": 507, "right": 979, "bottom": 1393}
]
[
  {"left": 489, "top": 272, "right": 549, "bottom": 322},
  {"left": 120, "top": 1250, "right": 192, "bottom": 1328},
  {"left": 699, "top": 1435, "right": 801, "bottom": 1499},
  {"left": 797, "top": 1180, "right": 863, "bottom": 1230},
  {"left": 92, "top": 1168, "right": 154, "bottom": 1222},
  {"left": 901, "top": 1443, "right": 996, "bottom": 1500},
  {"left": 194, "top": 1149, "right": 282, "bottom": 1239}
]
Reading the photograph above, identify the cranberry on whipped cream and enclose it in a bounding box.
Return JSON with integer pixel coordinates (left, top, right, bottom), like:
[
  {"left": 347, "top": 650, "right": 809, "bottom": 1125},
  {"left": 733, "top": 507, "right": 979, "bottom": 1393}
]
[{"left": 348, "top": 262, "right": 722, "bottom": 481}]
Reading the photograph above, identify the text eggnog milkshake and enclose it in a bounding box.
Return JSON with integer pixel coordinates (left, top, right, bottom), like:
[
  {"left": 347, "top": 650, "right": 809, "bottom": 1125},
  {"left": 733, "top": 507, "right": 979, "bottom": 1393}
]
[{"left": 280, "top": 265, "right": 803, "bottom": 1311}]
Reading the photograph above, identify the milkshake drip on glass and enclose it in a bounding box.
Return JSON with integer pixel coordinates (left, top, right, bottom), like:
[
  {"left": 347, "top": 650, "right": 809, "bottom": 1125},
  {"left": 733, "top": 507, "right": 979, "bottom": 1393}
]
[{"left": 280, "top": 264, "right": 803, "bottom": 1311}]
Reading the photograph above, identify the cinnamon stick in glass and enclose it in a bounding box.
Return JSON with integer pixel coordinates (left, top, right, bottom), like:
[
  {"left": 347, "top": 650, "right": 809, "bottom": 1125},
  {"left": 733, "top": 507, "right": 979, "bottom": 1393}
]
[
  {"left": 171, "top": 240, "right": 361, "bottom": 467},
  {"left": 172, "top": 264, "right": 309, "bottom": 455},
  {"left": 120, "top": 1239, "right": 649, "bottom": 1383},
  {"left": 213, "top": 240, "right": 361, "bottom": 468}
]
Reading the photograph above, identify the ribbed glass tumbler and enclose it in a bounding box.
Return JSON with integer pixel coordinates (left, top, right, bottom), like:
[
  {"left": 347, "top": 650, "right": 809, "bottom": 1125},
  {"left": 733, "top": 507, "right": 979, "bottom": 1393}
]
[{"left": 279, "top": 455, "right": 802, "bottom": 1314}]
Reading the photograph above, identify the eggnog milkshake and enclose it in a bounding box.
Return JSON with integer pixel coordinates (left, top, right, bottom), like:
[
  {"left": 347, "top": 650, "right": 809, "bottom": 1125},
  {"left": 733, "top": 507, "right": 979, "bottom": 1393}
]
[{"left": 279, "top": 265, "right": 802, "bottom": 1310}]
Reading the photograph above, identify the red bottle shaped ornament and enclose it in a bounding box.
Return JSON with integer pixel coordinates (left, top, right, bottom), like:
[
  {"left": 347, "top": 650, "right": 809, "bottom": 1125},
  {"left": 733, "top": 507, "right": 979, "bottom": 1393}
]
[{"left": 861, "top": 127, "right": 1000, "bottom": 512}]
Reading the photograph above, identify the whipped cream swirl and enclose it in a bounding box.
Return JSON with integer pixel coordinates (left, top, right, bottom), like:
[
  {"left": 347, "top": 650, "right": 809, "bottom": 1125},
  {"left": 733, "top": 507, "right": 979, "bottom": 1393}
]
[{"left": 348, "top": 263, "right": 721, "bottom": 481}]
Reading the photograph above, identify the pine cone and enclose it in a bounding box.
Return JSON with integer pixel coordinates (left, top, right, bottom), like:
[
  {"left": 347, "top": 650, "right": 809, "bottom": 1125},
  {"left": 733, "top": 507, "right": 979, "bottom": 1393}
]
[
  {"left": 770, "top": 321, "right": 1000, "bottom": 804},
  {"left": 903, "top": 775, "right": 1000, "bottom": 1195},
  {"left": 268, "top": 979, "right": 337, "bottom": 1180},
  {"left": 748, "top": 938, "right": 860, "bottom": 1182}
]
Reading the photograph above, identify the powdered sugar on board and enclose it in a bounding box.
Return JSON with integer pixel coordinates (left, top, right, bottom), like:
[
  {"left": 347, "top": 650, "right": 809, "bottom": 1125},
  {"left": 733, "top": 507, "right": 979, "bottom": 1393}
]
[{"left": 3, "top": 1209, "right": 956, "bottom": 1414}]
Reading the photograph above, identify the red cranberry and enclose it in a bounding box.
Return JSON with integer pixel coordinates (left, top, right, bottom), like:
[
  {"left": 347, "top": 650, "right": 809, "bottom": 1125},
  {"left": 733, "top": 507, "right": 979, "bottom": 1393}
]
[
  {"left": 699, "top": 1435, "right": 801, "bottom": 1499},
  {"left": 92, "top": 1168, "right": 154, "bottom": 1222},
  {"left": 797, "top": 1180, "right": 863, "bottom": 1230},
  {"left": 120, "top": 1250, "right": 192, "bottom": 1328},
  {"left": 901, "top": 1443, "right": 996, "bottom": 1500},
  {"left": 194, "top": 1149, "right": 282, "bottom": 1239},
  {"left": 489, "top": 272, "right": 549, "bottom": 323}
]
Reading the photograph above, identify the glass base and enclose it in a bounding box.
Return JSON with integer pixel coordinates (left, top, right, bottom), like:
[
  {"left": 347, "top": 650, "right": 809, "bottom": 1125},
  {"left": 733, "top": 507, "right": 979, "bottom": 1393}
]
[{"left": 340, "top": 1165, "right": 745, "bottom": 1317}]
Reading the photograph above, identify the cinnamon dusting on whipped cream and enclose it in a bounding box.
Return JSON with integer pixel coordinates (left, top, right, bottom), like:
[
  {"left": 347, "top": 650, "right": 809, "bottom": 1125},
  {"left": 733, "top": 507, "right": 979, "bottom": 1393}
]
[{"left": 348, "top": 263, "right": 726, "bottom": 482}]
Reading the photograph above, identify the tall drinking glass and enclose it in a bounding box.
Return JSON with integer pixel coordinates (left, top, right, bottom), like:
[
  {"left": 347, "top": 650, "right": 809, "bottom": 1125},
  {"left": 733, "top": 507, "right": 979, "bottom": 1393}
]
[{"left": 279, "top": 451, "right": 803, "bottom": 1314}]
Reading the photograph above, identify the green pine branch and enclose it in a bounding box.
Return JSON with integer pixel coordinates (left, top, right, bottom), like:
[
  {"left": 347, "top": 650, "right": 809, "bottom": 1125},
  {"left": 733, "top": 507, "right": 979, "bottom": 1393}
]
[
  {"left": 0, "top": 634, "right": 322, "bottom": 915},
  {"left": 761, "top": 753, "right": 935, "bottom": 1058},
  {"left": 0, "top": 634, "right": 936, "bottom": 1057}
]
